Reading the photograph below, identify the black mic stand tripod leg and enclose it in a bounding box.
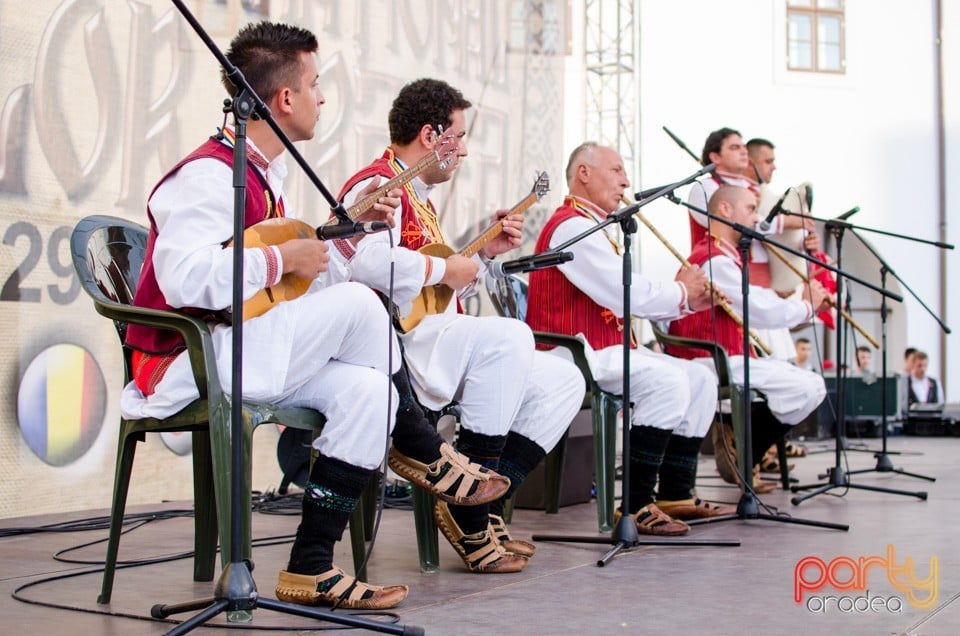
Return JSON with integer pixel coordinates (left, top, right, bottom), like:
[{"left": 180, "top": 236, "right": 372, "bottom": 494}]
[
  {"left": 844, "top": 266, "right": 935, "bottom": 482},
  {"left": 791, "top": 227, "right": 928, "bottom": 505},
  {"left": 532, "top": 208, "right": 740, "bottom": 564},
  {"left": 681, "top": 234, "right": 846, "bottom": 532}
]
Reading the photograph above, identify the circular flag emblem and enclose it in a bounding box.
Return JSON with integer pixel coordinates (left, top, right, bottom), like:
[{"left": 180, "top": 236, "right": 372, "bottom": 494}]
[{"left": 17, "top": 344, "right": 107, "bottom": 466}]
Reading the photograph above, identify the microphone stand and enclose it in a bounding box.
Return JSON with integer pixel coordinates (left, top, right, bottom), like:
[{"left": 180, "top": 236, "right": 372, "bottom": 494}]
[
  {"left": 665, "top": 195, "right": 866, "bottom": 531},
  {"left": 817, "top": 215, "right": 949, "bottom": 484},
  {"left": 790, "top": 214, "right": 929, "bottom": 505},
  {"left": 152, "top": 3, "right": 423, "bottom": 635},
  {"left": 532, "top": 165, "right": 742, "bottom": 565}
]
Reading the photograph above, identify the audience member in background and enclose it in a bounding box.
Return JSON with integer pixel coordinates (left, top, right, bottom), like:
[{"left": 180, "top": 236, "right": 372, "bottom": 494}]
[
  {"left": 852, "top": 345, "right": 874, "bottom": 379},
  {"left": 903, "top": 347, "right": 917, "bottom": 375},
  {"left": 790, "top": 338, "right": 814, "bottom": 371}
]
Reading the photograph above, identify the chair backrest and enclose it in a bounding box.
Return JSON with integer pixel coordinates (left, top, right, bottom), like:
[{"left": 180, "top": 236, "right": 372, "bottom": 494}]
[
  {"left": 70, "top": 215, "right": 149, "bottom": 342},
  {"left": 71, "top": 215, "right": 150, "bottom": 384},
  {"left": 484, "top": 274, "right": 529, "bottom": 321}
]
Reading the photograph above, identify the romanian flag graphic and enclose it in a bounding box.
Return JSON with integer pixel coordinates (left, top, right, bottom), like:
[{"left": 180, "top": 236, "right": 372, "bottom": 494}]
[{"left": 17, "top": 344, "right": 107, "bottom": 466}]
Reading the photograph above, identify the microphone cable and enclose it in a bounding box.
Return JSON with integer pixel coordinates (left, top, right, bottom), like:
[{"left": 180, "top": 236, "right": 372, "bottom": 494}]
[{"left": 330, "top": 202, "right": 399, "bottom": 612}]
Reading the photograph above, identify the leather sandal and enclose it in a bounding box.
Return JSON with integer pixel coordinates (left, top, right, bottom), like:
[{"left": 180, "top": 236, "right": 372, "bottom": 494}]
[
  {"left": 488, "top": 514, "right": 536, "bottom": 558},
  {"left": 388, "top": 442, "right": 510, "bottom": 506},
  {"left": 614, "top": 504, "right": 690, "bottom": 536},
  {"left": 654, "top": 497, "right": 737, "bottom": 520},
  {"left": 759, "top": 446, "right": 794, "bottom": 474},
  {"left": 275, "top": 566, "right": 408, "bottom": 609},
  {"left": 434, "top": 501, "right": 529, "bottom": 573}
]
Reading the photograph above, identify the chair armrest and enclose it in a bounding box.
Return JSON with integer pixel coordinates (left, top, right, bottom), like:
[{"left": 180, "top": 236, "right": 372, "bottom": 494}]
[
  {"left": 92, "top": 299, "right": 221, "bottom": 404},
  {"left": 532, "top": 331, "right": 597, "bottom": 388},
  {"left": 650, "top": 323, "right": 732, "bottom": 388}
]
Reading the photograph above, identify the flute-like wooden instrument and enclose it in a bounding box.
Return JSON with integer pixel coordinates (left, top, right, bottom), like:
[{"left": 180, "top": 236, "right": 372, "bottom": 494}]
[{"left": 621, "top": 196, "right": 772, "bottom": 356}]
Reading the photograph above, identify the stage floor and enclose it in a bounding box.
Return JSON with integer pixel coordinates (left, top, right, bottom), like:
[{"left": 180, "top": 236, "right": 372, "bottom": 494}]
[{"left": 2, "top": 435, "right": 957, "bottom": 635}]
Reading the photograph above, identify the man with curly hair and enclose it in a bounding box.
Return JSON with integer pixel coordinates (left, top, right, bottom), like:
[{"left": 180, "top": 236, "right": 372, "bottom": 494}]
[{"left": 333, "top": 78, "right": 584, "bottom": 574}]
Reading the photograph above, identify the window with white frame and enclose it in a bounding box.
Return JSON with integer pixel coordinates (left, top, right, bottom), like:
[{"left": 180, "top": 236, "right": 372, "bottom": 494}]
[{"left": 787, "top": 0, "right": 845, "bottom": 73}]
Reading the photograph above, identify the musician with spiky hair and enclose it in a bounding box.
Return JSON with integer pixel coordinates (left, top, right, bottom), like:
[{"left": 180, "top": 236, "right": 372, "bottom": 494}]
[{"left": 123, "top": 22, "right": 500, "bottom": 610}]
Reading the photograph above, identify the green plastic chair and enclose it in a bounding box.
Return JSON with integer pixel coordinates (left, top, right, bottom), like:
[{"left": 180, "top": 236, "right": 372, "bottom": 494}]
[
  {"left": 485, "top": 274, "right": 622, "bottom": 532},
  {"left": 70, "top": 215, "right": 368, "bottom": 604},
  {"left": 650, "top": 322, "right": 790, "bottom": 491}
]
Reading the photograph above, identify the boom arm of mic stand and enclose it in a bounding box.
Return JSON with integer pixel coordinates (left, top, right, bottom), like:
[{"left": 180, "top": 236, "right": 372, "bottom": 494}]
[
  {"left": 548, "top": 164, "right": 718, "bottom": 255},
  {"left": 170, "top": 0, "right": 351, "bottom": 223},
  {"left": 782, "top": 211, "right": 956, "bottom": 251},
  {"left": 848, "top": 228, "right": 951, "bottom": 335},
  {"left": 665, "top": 194, "right": 902, "bottom": 303}
]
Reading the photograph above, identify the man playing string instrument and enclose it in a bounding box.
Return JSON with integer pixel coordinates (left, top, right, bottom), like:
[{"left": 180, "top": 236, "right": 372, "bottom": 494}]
[
  {"left": 123, "top": 22, "right": 505, "bottom": 609},
  {"left": 527, "top": 142, "right": 735, "bottom": 534},
  {"left": 334, "top": 78, "right": 584, "bottom": 573},
  {"left": 668, "top": 185, "right": 830, "bottom": 487}
]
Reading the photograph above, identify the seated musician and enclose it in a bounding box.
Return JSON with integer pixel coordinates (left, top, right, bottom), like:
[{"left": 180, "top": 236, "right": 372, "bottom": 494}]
[
  {"left": 120, "top": 21, "right": 487, "bottom": 609},
  {"left": 333, "top": 78, "right": 584, "bottom": 573},
  {"left": 668, "top": 185, "right": 830, "bottom": 486},
  {"left": 526, "top": 141, "right": 734, "bottom": 534}
]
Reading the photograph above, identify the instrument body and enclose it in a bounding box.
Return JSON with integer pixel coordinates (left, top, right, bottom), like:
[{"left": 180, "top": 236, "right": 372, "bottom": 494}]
[
  {"left": 238, "top": 139, "right": 457, "bottom": 321},
  {"left": 398, "top": 172, "right": 550, "bottom": 333}
]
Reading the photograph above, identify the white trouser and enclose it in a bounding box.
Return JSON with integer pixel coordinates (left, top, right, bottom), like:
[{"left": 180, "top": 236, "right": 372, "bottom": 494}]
[
  {"left": 123, "top": 282, "right": 399, "bottom": 470},
  {"left": 402, "top": 313, "right": 582, "bottom": 451},
  {"left": 700, "top": 355, "right": 826, "bottom": 425},
  {"left": 592, "top": 345, "right": 718, "bottom": 438}
]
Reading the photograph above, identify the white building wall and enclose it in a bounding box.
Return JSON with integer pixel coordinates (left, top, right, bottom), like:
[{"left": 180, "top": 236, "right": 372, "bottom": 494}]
[{"left": 566, "top": 0, "right": 957, "bottom": 397}]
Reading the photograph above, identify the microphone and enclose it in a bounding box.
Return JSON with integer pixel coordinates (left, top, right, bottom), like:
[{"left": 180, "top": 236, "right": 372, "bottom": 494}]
[
  {"left": 316, "top": 221, "right": 390, "bottom": 240},
  {"left": 759, "top": 188, "right": 792, "bottom": 231},
  {"left": 633, "top": 182, "right": 677, "bottom": 201},
  {"left": 632, "top": 163, "right": 715, "bottom": 202},
  {"left": 488, "top": 251, "right": 574, "bottom": 279},
  {"left": 835, "top": 206, "right": 859, "bottom": 221}
]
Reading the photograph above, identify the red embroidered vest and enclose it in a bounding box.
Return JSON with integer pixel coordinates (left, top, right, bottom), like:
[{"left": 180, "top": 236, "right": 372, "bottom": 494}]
[
  {"left": 526, "top": 199, "right": 631, "bottom": 351},
  {"left": 667, "top": 235, "right": 753, "bottom": 359},
  {"left": 336, "top": 149, "right": 443, "bottom": 251},
  {"left": 125, "top": 138, "right": 278, "bottom": 355}
]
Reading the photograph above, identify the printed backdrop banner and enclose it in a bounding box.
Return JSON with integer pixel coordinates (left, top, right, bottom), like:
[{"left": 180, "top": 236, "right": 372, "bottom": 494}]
[{"left": 0, "top": 0, "right": 566, "bottom": 519}]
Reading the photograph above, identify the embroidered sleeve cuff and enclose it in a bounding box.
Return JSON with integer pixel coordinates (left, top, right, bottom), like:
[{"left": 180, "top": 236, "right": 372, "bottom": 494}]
[
  {"left": 424, "top": 255, "right": 446, "bottom": 286},
  {"left": 802, "top": 299, "right": 814, "bottom": 320},
  {"left": 676, "top": 281, "right": 694, "bottom": 316},
  {"left": 332, "top": 237, "right": 356, "bottom": 261},
  {"left": 260, "top": 246, "right": 282, "bottom": 287}
]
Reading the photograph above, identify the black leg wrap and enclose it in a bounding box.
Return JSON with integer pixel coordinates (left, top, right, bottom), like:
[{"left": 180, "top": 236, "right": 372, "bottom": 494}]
[
  {"left": 750, "top": 402, "right": 793, "bottom": 467},
  {"left": 626, "top": 425, "right": 673, "bottom": 514},
  {"left": 657, "top": 434, "right": 704, "bottom": 501},
  {"left": 449, "top": 428, "right": 507, "bottom": 534},
  {"left": 489, "top": 432, "right": 546, "bottom": 518},
  {"left": 286, "top": 455, "right": 372, "bottom": 575},
  {"left": 389, "top": 362, "right": 444, "bottom": 463}
]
